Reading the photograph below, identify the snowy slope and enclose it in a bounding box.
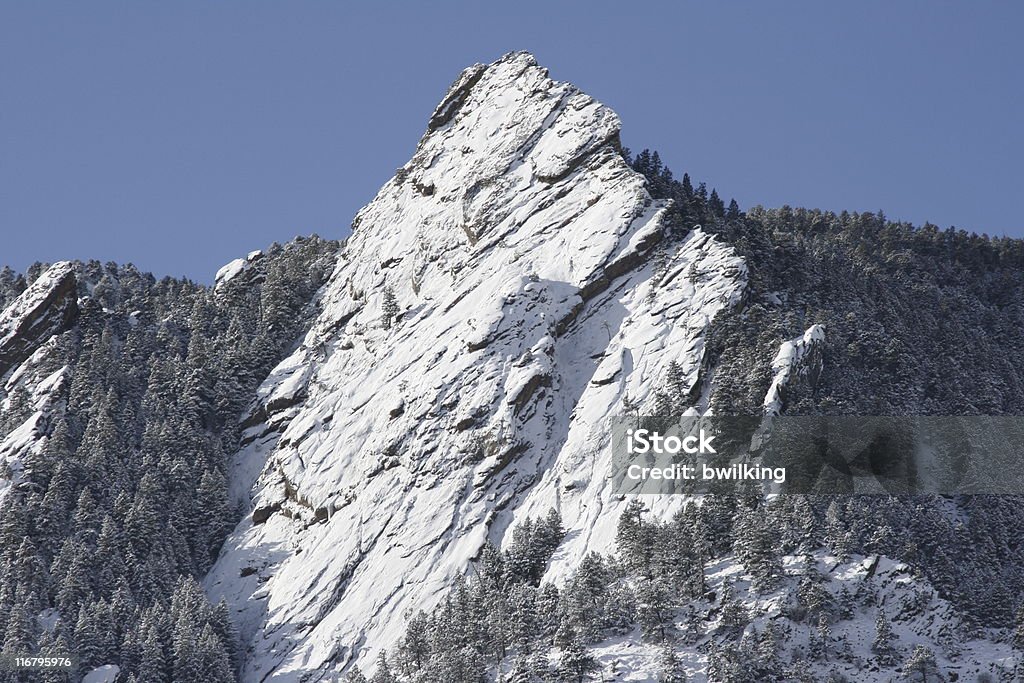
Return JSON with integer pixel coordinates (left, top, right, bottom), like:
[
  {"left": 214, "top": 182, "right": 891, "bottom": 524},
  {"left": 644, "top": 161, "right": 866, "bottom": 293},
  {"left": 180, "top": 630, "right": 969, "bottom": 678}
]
[
  {"left": 207, "top": 52, "right": 747, "bottom": 680},
  {"left": 532, "top": 551, "right": 1016, "bottom": 682}
]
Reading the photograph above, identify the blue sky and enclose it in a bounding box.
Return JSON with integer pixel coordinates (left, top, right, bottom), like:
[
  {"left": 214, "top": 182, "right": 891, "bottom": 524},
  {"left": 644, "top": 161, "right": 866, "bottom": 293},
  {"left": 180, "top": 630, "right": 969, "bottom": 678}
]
[{"left": 2, "top": 2, "right": 1022, "bottom": 282}]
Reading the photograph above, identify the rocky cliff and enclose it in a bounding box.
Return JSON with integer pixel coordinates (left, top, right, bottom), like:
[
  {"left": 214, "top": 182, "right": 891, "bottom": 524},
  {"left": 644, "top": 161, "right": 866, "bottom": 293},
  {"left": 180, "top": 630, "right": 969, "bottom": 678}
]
[{"left": 205, "top": 51, "right": 748, "bottom": 680}]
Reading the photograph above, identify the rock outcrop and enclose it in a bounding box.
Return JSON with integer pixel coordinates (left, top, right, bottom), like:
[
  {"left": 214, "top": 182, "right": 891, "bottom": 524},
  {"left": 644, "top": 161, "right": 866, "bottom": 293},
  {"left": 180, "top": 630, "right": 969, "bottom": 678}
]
[
  {"left": 0, "top": 262, "right": 77, "bottom": 379},
  {"left": 206, "top": 52, "right": 747, "bottom": 680}
]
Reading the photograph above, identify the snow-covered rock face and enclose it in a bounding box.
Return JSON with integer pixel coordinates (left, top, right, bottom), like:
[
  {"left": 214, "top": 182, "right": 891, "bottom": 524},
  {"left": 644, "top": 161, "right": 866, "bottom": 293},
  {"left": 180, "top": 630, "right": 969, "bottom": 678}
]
[
  {"left": 0, "top": 261, "right": 77, "bottom": 378},
  {"left": 0, "top": 357, "right": 67, "bottom": 503},
  {"left": 215, "top": 250, "right": 264, "bottom": 291},
  {"left": 763, "top": 324, "right": 825, "bottom": 416},
  {"left": 207, "top": 52, "right": 747, "bottom": 680}
]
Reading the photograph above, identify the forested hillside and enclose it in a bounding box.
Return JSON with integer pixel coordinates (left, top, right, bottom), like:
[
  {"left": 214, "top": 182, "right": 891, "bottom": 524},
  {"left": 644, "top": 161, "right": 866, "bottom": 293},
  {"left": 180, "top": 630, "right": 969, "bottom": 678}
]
[{"left": 0, "top": 237, "right": 338, "bottom": 682}]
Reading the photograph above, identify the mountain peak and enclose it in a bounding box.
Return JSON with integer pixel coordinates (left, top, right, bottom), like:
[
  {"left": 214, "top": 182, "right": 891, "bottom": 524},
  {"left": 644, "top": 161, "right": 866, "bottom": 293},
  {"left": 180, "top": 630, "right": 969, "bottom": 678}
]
[
  {"left": 402, "top": 49, "right": 622, "bottom": 201},
  {"left": 206, "top": 55, "right": 747, "bottom": 679}
]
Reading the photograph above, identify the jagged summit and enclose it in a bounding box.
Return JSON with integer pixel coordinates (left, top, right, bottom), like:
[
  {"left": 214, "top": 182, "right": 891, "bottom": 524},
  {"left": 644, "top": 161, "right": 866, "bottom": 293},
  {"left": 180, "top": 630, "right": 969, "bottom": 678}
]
[{"left": 206, "top": 53, "right": 745, "bottom": 679}]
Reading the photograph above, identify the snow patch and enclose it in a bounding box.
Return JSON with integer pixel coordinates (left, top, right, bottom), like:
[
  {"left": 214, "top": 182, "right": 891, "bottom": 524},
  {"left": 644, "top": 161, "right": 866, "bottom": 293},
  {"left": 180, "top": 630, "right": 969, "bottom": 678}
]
[{"left": 82, "top": 664, "right": 120, "bottom": 683}]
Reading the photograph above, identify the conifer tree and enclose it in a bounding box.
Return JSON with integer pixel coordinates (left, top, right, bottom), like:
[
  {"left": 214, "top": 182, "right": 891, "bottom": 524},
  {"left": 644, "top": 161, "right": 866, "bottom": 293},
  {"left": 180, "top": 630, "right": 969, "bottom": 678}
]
[
  {"left": 345, "top": 666, "right": 368, "bottom": 683},
  {"left": 382, "top": 287, "right": 399, "bottom": 330},
  {"left": 196, "top": 623, "right": 234, "bottom": 683},
  {"left": 657, "top": 643, "right": 687, "bottom": 682},
  {"left": 137, "top": 612, "right": 170, "bottom": 683},
  {"left": 559, "top": 638, "right": 597, "bottom": 683},
  {"left": 369, "top": 651, "right": 397, "bottom": 683},
  {"left": 2, "top": 593, "right": 37, "bottom": 659},
  {"left": 1014, "top": 604, "right": 1024, "bottom": 651},
  {"left": 815, "top": 613, "right": 832, "bottom": 662},
  {"left": 665, "top": 360, "right": 687, "bottom": 401},
  {"left": 726, "top": 199, "right": 741, "bottom": 220},
  {"left": 902, "top": 645, "right": 939, "bottom": 682},
  {"left": 636, "top": 578, "right": 671, "bottom": 642},
  {"left": 872, "top": 610, "right": 897, "bottom": 663},
  {"left": 616, "top": 499, "right": 654, "bottom": 577},
  {"left": 733, "top": 503, "right": 783, "bottom": 593},
  {"left": 719, "top": 580, "right": 748, "bottom": 631}
]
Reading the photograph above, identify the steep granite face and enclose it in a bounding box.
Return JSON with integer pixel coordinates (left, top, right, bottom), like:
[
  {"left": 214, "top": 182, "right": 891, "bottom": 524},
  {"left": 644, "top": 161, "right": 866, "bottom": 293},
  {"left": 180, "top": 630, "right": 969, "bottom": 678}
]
[
  {"left": 206, "top": 52, "right": 746, "bottom": 680},
  {"left": 0, "top": 262, "right": 77, "bottom": 379}
]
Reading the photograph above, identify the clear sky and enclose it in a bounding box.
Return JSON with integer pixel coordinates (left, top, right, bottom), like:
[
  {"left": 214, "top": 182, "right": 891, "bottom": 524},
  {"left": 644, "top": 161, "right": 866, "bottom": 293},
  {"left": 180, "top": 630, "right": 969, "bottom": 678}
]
[{"left": 2, "top": 2, "right": 1022, "bottom": 282}]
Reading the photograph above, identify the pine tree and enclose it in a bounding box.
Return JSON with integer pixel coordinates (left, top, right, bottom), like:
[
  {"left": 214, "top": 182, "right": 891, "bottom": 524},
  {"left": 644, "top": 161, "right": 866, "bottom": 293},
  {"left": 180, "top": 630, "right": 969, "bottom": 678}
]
[
  {"left": 636, "top": 579, "right": 670, "bottom": 642},
  {"left": 11, "top": 538, "right": 48, "bottom": 602},
  {"left": 656, "top": 643, "right": 687, "bottom": 682},
  {"left": 719, "top": 580, "right": 748, "bottom": 631},
  {"left": 695, "top": 182, "right": 708, "bottom": 204},
  {"left": 195, "top": 468, "right": 231, "bottom": 571},
  {"left": 2, "top": 592, "right": 38, "bottom": 658},
  {"left": 616, "top": 499, "right": 654, "bottom": 577},
  {"left": 537, "top": 508, "right": 565, "bottom": 557},
  {"left": 680, "top": 173, "right": 693, "bottom": 198},
  {"left": 665, "top": 360, "right": 687, "bottom": 402},
  {"left": 651, "top": 389, "right": 673, "bottom": 420},
  {"left": 209, "top": 598, "right": 240, "bottom": 674},
  {"left": 872, "top": 611, "right": 895, "bottom": 664},
  {"left": 902, "top": 645, "right": 939, "bottom": 682},
  {"left": 74, "top": 602, "right": 103, "bottom": 670},
  {"left": 396, "top": 610, "right": 431, "bottom": 675},
  {"left": 534, "top": 583, "right": 560, "bottom": 640},
  {"left": 54, "top": 540, "right": 93, "bottom": 615},
  {"left": 785, "top": 496, "right": 818, "bottom": 555},
  {"left": 796, "top": 553, "right": 832, "bottom": 622},
  {"left": 733, "top": 499, "right": 783, "bottom": 593},
  {"left": 126, "top": 472, "right": 164, "bottom": 558},
  {"left": 507, "top": 583, "right": 538, "bottom": 652},
  {"left": 559, "top": 638, "right": 597, "bottom": 683},
  {"left": 345, "top": 666, "right": 368, "bottom": 683},
  {"left": 38, "top": 460, "right": 75, "bottom": 556},
  {"left": 195, "top": 623, "right": 234, "bottom": 683},
  {"left": 94, "top": 516, "right": 126, "bottom": 598},
  {"left": 260, "top": 261, "right": 304, "bottom": 336},
  {"left": 369, "top": 651, "right": 397, "bottom": 683},
  {"left": 706, "top": 641, "right": 742, "bottom": 683},
  {"left": 171, "top": 613, "right": 202, "bottom": 683},
  {"left": 1013, "top": 604, "right": 1024, "bottom": 651},
  {"left": 726, "top": 199, "right": 741, "bottom": 220},
  {"left": 381, "top": 287, "right": 399, "bottom": 330},
  {"left": 815, "top": 613, "right": 832, "bottom": 662},
  {"left": 137, "top": 610, "right": 171, "bottom": 683},
  {"left": 709, "top": 189, "right": 725, "bottom": 217},
  {"left": 824, "top": 501, "right": 851, "bottom": 562},
  {"left": 72, "top": 487, "right": 101, "bottom": 545}
]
